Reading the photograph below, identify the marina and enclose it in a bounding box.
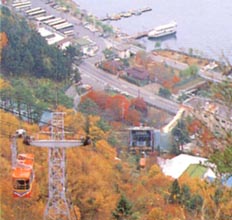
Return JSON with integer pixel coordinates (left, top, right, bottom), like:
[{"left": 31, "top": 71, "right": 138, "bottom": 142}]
[
  {"left": 75, "top": 0, "right": 232, "bottom": 61},
  {"left": 100, "top": 6, "right": 152, "bottom": 21}
]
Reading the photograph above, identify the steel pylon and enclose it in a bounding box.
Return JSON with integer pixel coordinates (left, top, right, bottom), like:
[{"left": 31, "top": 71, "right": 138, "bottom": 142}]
[{"left": 30, "top": 112, "right": 83, "bottom": 220}]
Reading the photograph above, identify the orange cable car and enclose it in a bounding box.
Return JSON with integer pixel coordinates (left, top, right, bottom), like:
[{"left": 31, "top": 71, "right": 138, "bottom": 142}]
[
  {"left": 12, "top": 153, "right": 34, "bottom": 198},
  {"left": 139, "top": 157, "right": 146, "bottom": 169}
]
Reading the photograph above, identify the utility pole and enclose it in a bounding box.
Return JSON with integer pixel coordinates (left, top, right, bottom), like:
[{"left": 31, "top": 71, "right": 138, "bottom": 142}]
[{"left": 30, "top": 112, "right": 83, "bottom": 220}]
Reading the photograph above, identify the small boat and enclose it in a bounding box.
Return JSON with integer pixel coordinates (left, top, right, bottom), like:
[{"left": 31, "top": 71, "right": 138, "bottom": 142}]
[
  {"left": 148, "top": 21, "right": 177, "bottom": 39},
  {"left": 141, "top": 7, "right": 152, "bottom": 12},
  {"left": 121, "top": 11, "right": 132, "bottom": 18},
  {"left": 110, "top": 14, "right": 121, "bottom": 20},
  {"left": 133, "top": 10, "right": 142, "bottom": 16}
]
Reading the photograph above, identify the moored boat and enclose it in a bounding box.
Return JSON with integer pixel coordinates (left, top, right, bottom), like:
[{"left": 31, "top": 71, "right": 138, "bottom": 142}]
[{"left": 148, "top": 21, "right": 177, "bottom": 39}]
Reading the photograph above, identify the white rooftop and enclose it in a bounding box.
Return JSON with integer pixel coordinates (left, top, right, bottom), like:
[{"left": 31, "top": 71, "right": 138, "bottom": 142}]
[
  {"left": 158, "top": 154, "right": 215, "bottom": 179},
  {"left": 38, "top": 27, "right": 53, "bottom": 37},
  {"left": 37, "top": 27, "right": 65, "bottom": 45}
]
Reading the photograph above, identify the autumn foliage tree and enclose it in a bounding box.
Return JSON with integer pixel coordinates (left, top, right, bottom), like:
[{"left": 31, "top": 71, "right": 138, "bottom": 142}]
[
  {"left": 130, "top": 97, "right": 148, "bottom": 115},
  {"left": 0, "top": 32, "right": 8, "bottom": 60},
  {"left": 80, "top": 91, "right": 142, "bottom": 125}
]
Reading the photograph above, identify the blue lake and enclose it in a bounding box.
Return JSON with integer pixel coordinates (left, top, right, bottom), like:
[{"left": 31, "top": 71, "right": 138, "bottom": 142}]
[{"left": 75, "top": 0, "right": 232, "bottom": 62}]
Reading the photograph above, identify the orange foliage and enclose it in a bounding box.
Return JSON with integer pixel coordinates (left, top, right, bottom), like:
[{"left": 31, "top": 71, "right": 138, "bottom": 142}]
[
  {"left": 187, "top": 119, "right": 201, "bottom": 134},
  {"left": 84, "top": 90, "right": 108, "bottom": 109},
  {"left": 172, "top": 75, "right": 180, "bottom": 84},
  {"left": 0, "top": 78, "right": 10, "bottom": 89},
  {"left": 0, "top": 32, "right": 8, "bottom": 49},
  {"left": 124, "top": 108, "right": 141, "bottom": 125},
  {"left": 147, "top": 207, "right": 165, "bottom": 220},
  {"left": 130, "top": 97, "right": 147, "bottom": 113},
  {"left": 162, "top": 80, "right": 173, "bottom": 89},
  {"left": 201, "top": 127, "right": 214, "bottom": 145},
  {"left": 105, "top": 94, "right": 130, "bottom": 121}
]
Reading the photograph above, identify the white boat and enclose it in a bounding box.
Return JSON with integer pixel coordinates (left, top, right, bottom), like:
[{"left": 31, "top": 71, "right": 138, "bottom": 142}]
[{"left": 148, "top": 21, "right": 177, "bottom": 38}]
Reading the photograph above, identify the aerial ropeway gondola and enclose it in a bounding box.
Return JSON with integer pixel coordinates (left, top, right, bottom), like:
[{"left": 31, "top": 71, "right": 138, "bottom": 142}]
[
  {"left": 12, "top": 153, "right": 34, "bottom": 198},
  {"left": 12, "top": 130, "right": 35, "bottom": 198}
]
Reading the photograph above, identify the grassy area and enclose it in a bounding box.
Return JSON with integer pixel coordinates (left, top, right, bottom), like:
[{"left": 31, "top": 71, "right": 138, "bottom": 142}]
[
  {"left": 184, "top": 164, "right": 207, "bottom": 178},
  {"left": 173, "top": 76, "right": 204, "bottom": 91}
]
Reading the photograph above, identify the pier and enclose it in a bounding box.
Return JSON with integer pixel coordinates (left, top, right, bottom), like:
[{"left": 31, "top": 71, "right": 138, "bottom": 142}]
[
  {"left": 120, "top": 31, "right": 149, "bottom": 40},
  {"left": 100, "top": 7, "right": 152, "bottom": 22}
]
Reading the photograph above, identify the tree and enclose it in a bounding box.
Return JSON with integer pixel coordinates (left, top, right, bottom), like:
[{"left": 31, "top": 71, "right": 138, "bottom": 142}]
[
  {"left": 105, "top": 94, "right": 130, "bottom": 121},
  {"left": 180, "top": 184, "right": 191, "bottom": 207},
  {"left": 124, "top": 109, "right": 141, "bottom": 126},
  {"left": 209, "top": 146, "right": 232, "bottom": 179},
  {"left": 0, "top": 32, "right": 8, "bottom": 60},
  {"left": 187, "top": 194, "right": 203, "bottom": 214},
  {"left": 78, "top": 98, "right": 100, "bottom": 115},
  {"left": 112, "top": 194, "right": 133, "bottom": 220},
  {"left": 155, "top": 41, "right": 161, "bottom": 48},
  {"left": 158, "top": 87, "right": 171, "bottom": 99},
  {"left": 147, "top": 207, "right": 165, "bottom": 220},
  {"left": 169, "top": 179, "right": 181, "bottom": 204},
  {"left": 179, "top": 65, "right": 199, "bottom": 79},
  {"left": 130, "top": 97, "right": 147, "bottom": 115},
  {"left": 1, "top": 7, "right": 72, "bottom": 81},
  {"left": 103, "top": 48, "right": 116, "bottom": 59},
  {"left": 172, "top": 120, "right": 190, "bottom": 151}
]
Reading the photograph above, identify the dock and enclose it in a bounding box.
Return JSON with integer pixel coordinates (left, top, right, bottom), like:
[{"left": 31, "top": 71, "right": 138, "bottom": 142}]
[
  {"left": 120, "top": 31, "right": 149, "bottom": 40},
  {"left": 100, "top": 6, "right": 152, "bottom": 22}
]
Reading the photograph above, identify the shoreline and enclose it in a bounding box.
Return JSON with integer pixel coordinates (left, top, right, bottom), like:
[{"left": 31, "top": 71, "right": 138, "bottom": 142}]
[{"left": 63, "top": 1, "right": 217, "bottom": 63}]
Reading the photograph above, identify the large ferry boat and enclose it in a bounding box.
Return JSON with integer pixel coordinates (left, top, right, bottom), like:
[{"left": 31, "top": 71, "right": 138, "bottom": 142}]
[{"left": 147, "top": 21, "right": 177, "bottom": 39}]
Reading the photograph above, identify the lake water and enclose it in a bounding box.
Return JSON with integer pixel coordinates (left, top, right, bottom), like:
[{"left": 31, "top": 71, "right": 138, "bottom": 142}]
[{"left": 74, "top": 0, "right": 232, "bottom": 62}]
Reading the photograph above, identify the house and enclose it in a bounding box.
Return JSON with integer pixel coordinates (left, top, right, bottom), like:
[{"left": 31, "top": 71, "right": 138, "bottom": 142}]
[
  {"left": 125, "top": 67, "right": 150, "bottom": 84},
  {"left": 101, "top": 60, "right": 124, "bottom": 75},
  {"left": 112, "top": 43, "right": 131, "bottom": 59},
  {"left": 75, "top": 36, "right": 98, "bottom": 57},
  {"left": 183, "top": 97, "right": 232, "bottom": 135}
]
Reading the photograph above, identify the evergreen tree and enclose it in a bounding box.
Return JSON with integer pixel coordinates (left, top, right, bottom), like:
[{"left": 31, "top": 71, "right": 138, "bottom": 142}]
[
  {"left": 180, "top": 184, "right": 191, "bottom": 207},
  {"left": 169, "top": 179, "right": 181, "bottom": 204},
  {"left": 78, "top": 98, "right": 100, "bottom": 116},
  {"left": 188, "top": 194, "right": 203, "bottom": 213},
  {"left": 112, "top": 194, "right": 133, "bottom": 220}
]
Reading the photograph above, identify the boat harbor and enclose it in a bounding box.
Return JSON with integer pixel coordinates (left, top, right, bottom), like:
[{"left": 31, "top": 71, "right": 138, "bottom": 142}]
[
  {"left": 100, "top": 6, "right": 152, "bottom": 21},
  {"left": 120, "top": 21, "right": 177, "bottom": 40}
]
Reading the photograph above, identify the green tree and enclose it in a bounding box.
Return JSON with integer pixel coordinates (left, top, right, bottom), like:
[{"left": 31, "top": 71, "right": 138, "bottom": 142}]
[
  {"left": 187, "top": 194, "right": 203, "bottom": 213},
  {"left": 96, "top": 118, "right": 111, "bottom": 132},
  {"left": 103, "top": 48, "right": 116, "bottom": 59},
  {"left": 155, "top": 41, "right": 161, "bottom": 48},
  {"left": 1, "top": 6, "right": 72, "bottom": 81},
  {"left": 213, "top": 188, "right": 223, "bottom": 207},
  {"left": 180, "top": 184, "right": 191, "bottom": 207},
  {"left": 180, "top": 65, "right": 199, "bottom": 78},
  {"left": 78, "top": 98, "right": 100, "bottom": 115},
  {"left": 169, "top": 179, "right": 181, "bottom": 204},
  {"left": 172, "top": 120, "right": 190, "bottom": 151},
  {"left": 112, "top": 194, "right": 133, "bottom": 220},
  {"left": 158, "top": 87, "right": 171, "bottom": 99},
  {"left": 209, "top": 146, "right": 232, "bottom": 179}
]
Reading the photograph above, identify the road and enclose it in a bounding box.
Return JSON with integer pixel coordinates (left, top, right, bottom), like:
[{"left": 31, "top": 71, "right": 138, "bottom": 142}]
[
  {"left": 27, "top": 0, "right": 180, "bottom": 114},
  {"left": 79, "top": 60, "right": 180, "bottom": 114}
]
